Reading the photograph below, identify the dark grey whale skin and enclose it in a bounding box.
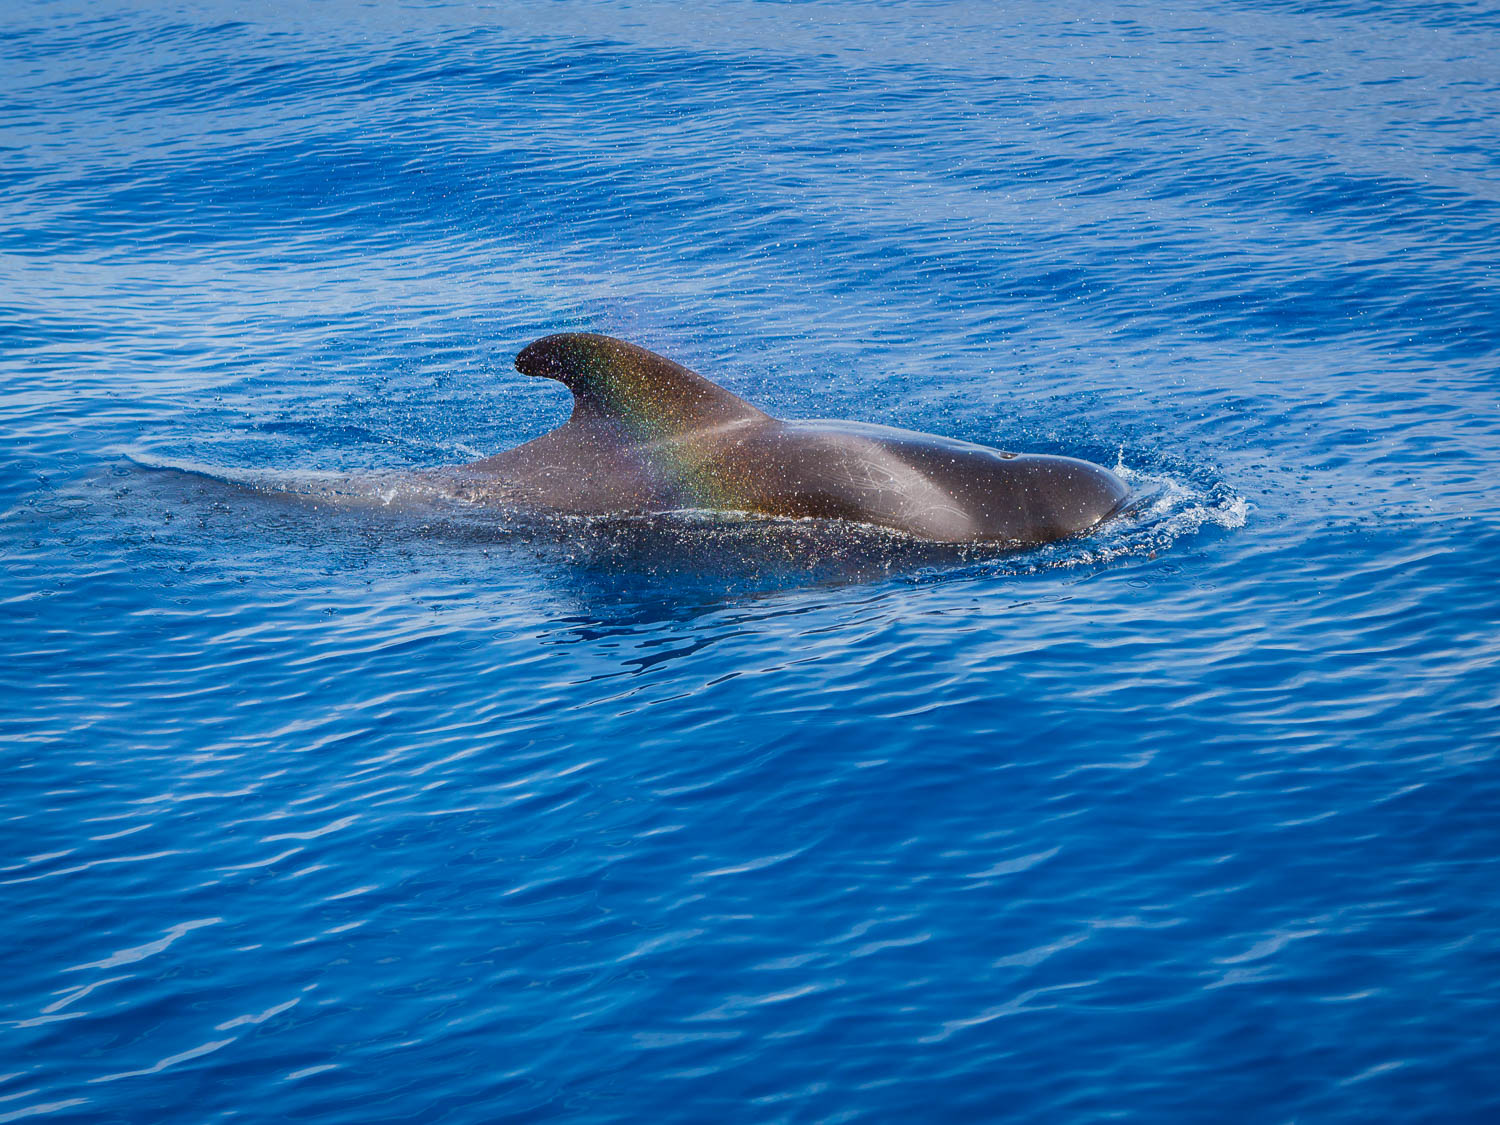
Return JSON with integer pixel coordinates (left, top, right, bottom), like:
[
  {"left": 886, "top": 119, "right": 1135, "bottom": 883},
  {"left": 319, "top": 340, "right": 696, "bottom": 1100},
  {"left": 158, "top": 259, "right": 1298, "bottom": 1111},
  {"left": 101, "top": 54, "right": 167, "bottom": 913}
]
[{"left": 431, "top": 333, "right": 1129, "bottom": 546}]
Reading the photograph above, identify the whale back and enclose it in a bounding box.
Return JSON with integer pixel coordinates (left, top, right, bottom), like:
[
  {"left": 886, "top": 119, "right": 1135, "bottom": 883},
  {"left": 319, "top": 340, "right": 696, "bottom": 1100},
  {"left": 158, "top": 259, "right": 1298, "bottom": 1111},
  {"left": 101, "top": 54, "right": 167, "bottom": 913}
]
[
  {"left": 487, "top": 333, "right": 1129, "bottom": 544},
  {"left": 515, "top": 333, "right": 767, "bottom": 439}
]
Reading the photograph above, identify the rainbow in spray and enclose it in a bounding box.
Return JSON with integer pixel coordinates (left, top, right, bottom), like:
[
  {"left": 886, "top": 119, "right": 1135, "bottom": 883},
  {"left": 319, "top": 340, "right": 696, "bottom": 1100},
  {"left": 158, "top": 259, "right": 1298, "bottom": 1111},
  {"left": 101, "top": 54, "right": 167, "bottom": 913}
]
[{"left": 515, "top": 332, "right": 766, "bottom": 513}]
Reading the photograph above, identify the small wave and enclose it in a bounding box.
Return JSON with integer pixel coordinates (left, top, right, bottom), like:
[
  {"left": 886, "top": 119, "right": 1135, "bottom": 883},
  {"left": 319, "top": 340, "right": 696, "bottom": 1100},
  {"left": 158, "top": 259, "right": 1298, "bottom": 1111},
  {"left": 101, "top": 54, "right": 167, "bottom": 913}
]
[
  {"left": 897, "top": 462, "right": 1247, "bottom": 582},
  {"left": 124, "top": 450, "right": 449, "bottom": 510},
  {"left": 1025, "top": 462, "right": 1249, "bottom": 570},
  {"left": 1117, "top": 462, "right": 1247, "bottom": 533}
]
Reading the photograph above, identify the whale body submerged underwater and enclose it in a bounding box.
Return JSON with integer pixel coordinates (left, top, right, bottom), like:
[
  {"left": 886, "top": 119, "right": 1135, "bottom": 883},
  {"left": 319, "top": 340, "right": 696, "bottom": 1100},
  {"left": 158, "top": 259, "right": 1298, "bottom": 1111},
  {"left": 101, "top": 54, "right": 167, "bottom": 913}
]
[{"left": 414, "top": 333, "right": 1129, "bottom": 546}]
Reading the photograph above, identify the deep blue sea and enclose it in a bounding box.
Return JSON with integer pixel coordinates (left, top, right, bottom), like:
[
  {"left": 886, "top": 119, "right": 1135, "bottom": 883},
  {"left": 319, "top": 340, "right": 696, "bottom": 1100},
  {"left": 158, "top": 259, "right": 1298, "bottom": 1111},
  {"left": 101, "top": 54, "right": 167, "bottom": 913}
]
[{"left": 4, "top": 1, "right": 1499, "bottom": 1120}]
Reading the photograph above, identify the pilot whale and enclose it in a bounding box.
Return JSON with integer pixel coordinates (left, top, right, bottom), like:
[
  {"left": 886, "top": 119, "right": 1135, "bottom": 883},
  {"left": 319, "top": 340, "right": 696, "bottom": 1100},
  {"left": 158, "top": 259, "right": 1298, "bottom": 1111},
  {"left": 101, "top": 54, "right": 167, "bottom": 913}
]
[{"left": 422, "top": 333, "right": 1128, "bottom": 545}]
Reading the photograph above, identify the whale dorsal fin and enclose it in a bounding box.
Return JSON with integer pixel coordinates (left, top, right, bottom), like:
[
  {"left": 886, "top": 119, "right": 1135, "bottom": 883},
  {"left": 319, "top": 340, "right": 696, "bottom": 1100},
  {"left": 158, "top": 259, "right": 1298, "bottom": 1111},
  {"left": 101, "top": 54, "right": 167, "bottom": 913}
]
[{"left": 515, "top": 333, "right": 768, "bottom": 437}]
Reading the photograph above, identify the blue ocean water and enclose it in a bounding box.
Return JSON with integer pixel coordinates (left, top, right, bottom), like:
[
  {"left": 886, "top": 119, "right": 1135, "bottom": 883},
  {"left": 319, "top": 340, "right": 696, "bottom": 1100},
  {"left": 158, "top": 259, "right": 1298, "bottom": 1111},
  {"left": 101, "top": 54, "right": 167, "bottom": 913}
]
[{"left": 3, "top": 0, "right": 1499, "bottom": 1120}]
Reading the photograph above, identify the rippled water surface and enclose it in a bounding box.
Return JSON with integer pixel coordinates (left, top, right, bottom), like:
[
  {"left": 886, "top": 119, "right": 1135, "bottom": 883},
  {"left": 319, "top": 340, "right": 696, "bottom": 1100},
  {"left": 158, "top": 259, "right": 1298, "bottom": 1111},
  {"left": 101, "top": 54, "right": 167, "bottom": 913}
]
[{"left": 4, "top": 1, "right": 1499, "bottom": 1120}]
